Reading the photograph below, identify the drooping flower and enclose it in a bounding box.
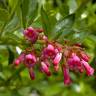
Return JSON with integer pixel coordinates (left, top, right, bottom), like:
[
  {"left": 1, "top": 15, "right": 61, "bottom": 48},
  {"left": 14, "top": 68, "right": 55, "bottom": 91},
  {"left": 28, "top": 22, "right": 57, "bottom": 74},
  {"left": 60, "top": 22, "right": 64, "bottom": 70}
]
[
  {"left": 29, "top": 68, "right": 35, "bottom": 80},
  {"left": 41, "top": 61, "right": 51, "bottom": 76},
  {"left": 43, "top": 60, "right": 50, "bottom": 67},
  {"left": 63, "top": 66, "right": 71, "bottom": 85},
  {"left": 53, "top": 53, "right": 62, "bottom": 66},
  {"left": 81, "top": 59, "right": 94, "bottom": 76},
  {"left": 80, "top": 52, "right": 90, "bottom": 62}
]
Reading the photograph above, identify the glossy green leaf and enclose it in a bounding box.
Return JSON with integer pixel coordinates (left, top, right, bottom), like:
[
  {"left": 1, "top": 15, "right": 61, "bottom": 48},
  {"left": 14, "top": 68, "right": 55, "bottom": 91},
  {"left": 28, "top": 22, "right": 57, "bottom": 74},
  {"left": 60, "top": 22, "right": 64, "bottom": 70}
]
[
  {"left": 27, "top": 0, "right": 38, "bottom": 26},
  {"left": 27, "top": 4, "right": 38, "bottom": 26},
  {"left": 4, "top": 16, "right": 20, "bottom": 33},
  {"left": 8, "top": 0, "right": 19, "bottom": 19},
  {"left": 41, "top": 7, "right": 51, "bottom": 38},
  {"left": 21, "top": 0, "right": 38, "bottom": 28},
  {"left": 21, "top": 0, "right": 30, "bottom": 28},
  {"left": 50, "top": 14, "right": 75, "bottom": 40}
]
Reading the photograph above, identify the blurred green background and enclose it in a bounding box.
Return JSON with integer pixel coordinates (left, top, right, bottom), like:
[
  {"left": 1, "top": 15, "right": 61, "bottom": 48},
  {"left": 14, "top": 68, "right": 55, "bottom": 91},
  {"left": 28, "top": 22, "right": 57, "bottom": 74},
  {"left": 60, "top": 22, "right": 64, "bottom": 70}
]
[{"left": 0, "top": 0, "right": 96, "bottom": 96}]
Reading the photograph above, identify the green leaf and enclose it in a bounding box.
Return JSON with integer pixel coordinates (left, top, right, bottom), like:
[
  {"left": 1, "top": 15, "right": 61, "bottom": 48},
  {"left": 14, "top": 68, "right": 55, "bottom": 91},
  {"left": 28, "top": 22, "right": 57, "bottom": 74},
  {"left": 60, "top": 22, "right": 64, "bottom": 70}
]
[
  {"left": 21, "top": 0, "right": 38, "bottom": 28},
  {"left": 50, "top": 14, "right": 75, "bottom": 40},
  {"left": 27, "top": 0, "right": 38, "bottom": 25},
  {"left": 21, "top": 0, "right": 30, "bottom": 28},
  {"left": 27, "top": 4, "right": 38, "bottom": 26},
  {"left": 7, "top": 46, "right": 14, "bottom": 65},
  {"left": 59, "top": 4, "right": 69, "bottom": 17},
  {"left": 57, "top": 29, "right": 73, "bottom": 43},
  {"left": 67, "top": 0, "right": 78, "bottom": 14},
  {"left": 41, "top": 7, "right": 51, "bottom": 38},
  {"left": 8, "top": 0, "right": 19, "bottom": 19},
  {"left": 8, "top": 0, "right": 21, "bottom": 17},
  {"left": 0, "top": 8, "right": 9, "bottom": 22},
  {"left": 66, "top": 31, "right": 88, "bottom": 44},
  {"left": 4, "top": 15, "right": 20, "bottom": 33}
]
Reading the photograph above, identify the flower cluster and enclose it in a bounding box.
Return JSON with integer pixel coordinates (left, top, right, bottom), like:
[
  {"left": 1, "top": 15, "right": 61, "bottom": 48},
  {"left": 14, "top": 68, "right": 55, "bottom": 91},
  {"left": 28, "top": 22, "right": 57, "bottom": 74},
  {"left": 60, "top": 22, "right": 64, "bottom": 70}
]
[{"left": 14, "top": 27, "right": 94, "bottom": 85}]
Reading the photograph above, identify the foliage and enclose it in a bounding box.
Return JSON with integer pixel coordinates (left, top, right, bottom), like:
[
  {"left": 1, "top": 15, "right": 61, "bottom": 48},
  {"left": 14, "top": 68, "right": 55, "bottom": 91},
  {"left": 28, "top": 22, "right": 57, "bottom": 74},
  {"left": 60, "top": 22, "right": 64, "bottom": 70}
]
[{"left": 0, "top": 0, "right": 96, "bottom": 96}]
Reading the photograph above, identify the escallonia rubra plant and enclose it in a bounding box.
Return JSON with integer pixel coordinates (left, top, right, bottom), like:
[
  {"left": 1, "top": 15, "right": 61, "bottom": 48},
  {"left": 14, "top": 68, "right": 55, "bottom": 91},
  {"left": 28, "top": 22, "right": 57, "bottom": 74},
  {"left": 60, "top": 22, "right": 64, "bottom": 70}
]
[{"left": 14, "top": 27, "right": 94, "bottom": 85}]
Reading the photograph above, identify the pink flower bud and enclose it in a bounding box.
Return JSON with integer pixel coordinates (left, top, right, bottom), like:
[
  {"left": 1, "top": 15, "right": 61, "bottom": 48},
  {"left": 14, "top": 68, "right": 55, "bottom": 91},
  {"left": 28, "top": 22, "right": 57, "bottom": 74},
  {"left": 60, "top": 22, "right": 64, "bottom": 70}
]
[
  {"left": 35, "top": 28, "right": 44, "bottom": 33},
  {"left": 47, "top": 44, "right": 54, "bottom": 51},
  {"left": 53, "top": 53, "right": 62, "bottom": 66},
  {"left": 54, "top": 65, "right": 59, "bottom": 72},
  {"left": 74, "top": 43, "right": 81, "bottom": 47},
  {"left": 63, "top": 66, "right": 71, "bottom": 85},
  {"left": 54, "top": 48, "right": 59, "bottom": 54},
  {"left": 27, "top": 27, "right": 34, "bottom": 31},
  {"left": 43, "top": 60, "right": 50, "bottom": 67},
  {"left": 81, "top": 60, "right": 94, "bottom": 76},
  {"left": 80, "top": 52, "right": 90, "bottom": 62},
  {"left": 14, "top": 59, "right": 20, "bottom": 66},
  {"left": 43, "top": 35, "right": 48, "bottom": 41},
  {"left": 41, "top": 62, "right": 51, "bottom": 76},
  {"left": 29, "top": 68, "right": 35, "bottom": 80}
]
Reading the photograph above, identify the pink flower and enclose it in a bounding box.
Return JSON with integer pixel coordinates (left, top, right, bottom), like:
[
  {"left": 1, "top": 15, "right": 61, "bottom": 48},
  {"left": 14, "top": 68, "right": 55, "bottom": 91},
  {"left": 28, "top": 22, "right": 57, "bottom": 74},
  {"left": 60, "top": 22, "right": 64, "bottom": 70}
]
[
  {"left": 81, "top": 60, "right": 94, "bottom": 76},
  {"left": 53, "top": 53, "right": 62, "bottom": 66},
  {"left": 63, "top": 66, "right": 71, "bottom": 85},
  {"left": 67, "top": 54, "right": 81, "bottom": 70},
  {"left": 71, "top": 53, "right": 81, "bottom": 65},
  {"left": 14, "top": 52, "right": 25, "bottom": 66},
  {"left": 41, "top": 62, "right": 51, "bottom": 76},
  {"left": 24, "top": 27, "right": 38, "bottom": 43},
  {"left": 42, "top": 44, "right": 56, "bottom": 59},
  {"left": 25, "top": 54, "right": 36, "bottom": 68}
]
